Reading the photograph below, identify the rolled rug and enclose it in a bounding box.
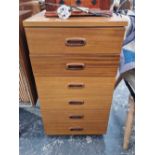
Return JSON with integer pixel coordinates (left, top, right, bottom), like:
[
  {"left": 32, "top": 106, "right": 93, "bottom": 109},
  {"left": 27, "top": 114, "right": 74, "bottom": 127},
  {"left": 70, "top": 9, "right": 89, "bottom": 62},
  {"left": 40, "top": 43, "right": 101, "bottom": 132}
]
[{"left": 119, "top": 11, "right": 135, "bottom": 74}]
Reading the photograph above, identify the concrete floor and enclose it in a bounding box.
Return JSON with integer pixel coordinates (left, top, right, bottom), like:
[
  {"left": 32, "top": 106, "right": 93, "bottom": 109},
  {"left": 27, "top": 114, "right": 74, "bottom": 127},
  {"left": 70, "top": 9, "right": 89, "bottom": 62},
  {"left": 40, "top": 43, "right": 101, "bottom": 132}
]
[{"left": 19, "top": 81, "right": 135, "bottom": 155}]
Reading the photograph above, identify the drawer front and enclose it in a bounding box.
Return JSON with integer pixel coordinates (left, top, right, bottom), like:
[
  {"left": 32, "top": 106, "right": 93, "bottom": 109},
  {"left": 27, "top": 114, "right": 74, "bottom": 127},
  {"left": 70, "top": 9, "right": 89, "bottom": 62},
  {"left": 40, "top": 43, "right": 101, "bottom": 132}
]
[
  {"left": 30, "top": 55, "right": 119, "bottom": 77},
  {"left": 41, "top": 109, "right": 110, "bottom": 122},
  {"left": 39, "top": 96, "right": 112, "bottom": 110},
  {"left": 43, "top": 121, "right": 108, "bottom": 135},
  {"left": 26, "top": 27, "right": 125, "bottom": 55},
  {"left": 35, "top": 77, "right": 115, "bottom": 109}
]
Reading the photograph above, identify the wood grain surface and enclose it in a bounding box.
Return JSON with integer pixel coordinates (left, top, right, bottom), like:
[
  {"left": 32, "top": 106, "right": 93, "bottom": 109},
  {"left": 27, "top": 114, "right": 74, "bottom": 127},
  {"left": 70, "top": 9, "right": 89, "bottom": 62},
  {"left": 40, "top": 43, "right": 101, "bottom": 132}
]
[
  {"left": 35, "top": 77, "right": 115, "bottom": 109},
  {"left": 23, "top": 10, "right": 128, "bottom": 27},
  {"left": 30, "top": 54, "right": 120, "bottom": 77},
  {"left": 41, "top": 109, "right": 110, "bottom": 122},
  {"left": 24, "top": 11, "right": 127, "bottom": 135},
  {"left": 26, "top": 27, "right": 125, "bottom": 55},
  {"left": 43, "top": 120, "right": 108, "bottom": 135},
  {"left": 19, "top": 10, "right": 38, "bottom": 105}
]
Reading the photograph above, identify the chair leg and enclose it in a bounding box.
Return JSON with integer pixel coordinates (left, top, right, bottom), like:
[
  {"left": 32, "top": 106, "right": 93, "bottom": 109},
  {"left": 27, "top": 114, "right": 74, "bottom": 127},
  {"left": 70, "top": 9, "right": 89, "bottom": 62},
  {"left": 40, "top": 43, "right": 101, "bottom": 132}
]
[{"left": 123, "top": 95, "right": 135, "bottom": 150}]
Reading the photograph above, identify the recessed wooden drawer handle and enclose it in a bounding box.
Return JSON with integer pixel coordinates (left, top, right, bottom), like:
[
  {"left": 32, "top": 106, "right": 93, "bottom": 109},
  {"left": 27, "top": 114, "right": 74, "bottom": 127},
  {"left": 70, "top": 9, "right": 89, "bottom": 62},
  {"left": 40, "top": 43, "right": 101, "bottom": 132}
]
[
  {"left": 69, "top": 115, "right": 84, "bottom": 119},
  {"left": 68, "top": 83, "right": 85, "bottom": 88},
  {"left": 65, "top": 38, "right": 86, "bottom": 47},
  {"left": 66, "top": 63, "right": 85, "bottom": 70},
  {"left": 69, "top": 127, "right": 84, "bottom": 131},
  {"left": 68, "top": 100, "right": 84, "bottom": 105}
]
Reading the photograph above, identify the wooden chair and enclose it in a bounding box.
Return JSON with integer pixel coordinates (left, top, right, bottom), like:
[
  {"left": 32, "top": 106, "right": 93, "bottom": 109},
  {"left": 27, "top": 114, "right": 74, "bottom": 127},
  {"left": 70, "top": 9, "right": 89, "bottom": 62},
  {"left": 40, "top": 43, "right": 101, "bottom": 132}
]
[{"left": 115, "top": 69, "right": 135, "bottom": 150}]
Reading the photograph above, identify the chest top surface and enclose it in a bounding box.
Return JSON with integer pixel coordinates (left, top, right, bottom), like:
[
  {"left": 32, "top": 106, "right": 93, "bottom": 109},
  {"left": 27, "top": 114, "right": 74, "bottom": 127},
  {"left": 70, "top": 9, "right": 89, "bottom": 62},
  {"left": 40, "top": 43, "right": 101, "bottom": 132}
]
[{"left": 23, "top": 10, "right": 128, "bottom": 27}]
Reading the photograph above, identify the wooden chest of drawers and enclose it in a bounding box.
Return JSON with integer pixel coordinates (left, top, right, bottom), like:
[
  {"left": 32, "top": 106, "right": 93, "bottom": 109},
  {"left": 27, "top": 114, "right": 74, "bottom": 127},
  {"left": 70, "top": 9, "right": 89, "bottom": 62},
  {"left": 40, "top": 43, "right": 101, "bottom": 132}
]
[{"left": 24, "top": 11, "right": 127, "bottom": 135}]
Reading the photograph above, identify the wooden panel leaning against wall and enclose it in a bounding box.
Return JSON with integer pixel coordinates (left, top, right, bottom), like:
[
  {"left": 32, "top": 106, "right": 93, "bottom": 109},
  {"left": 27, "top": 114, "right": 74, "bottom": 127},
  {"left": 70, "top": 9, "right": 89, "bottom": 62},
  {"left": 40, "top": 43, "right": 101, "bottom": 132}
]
[
  {"left": 19, "top": 10, "right": 38, "bottom": 105},
  {"left": 19, "top": 0, "right": 45, "bottom": 15}
]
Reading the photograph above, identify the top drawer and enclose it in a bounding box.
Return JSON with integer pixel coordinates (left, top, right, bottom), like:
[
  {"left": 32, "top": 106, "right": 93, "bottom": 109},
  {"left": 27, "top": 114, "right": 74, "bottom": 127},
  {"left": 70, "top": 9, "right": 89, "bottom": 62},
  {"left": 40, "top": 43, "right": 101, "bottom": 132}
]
[{"left": 25, "top": 27, "right": 125, "bottom": 55}]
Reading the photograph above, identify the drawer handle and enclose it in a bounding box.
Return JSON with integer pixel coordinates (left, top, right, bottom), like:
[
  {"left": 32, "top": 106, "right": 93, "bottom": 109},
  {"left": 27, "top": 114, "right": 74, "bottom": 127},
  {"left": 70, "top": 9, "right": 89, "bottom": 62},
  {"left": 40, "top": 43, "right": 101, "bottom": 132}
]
[
  {"left": 69, "top": 115, "right": 84, "bottom": 119},
  {"left": 69, "top": 127, "right": 84, "bottom": 131},
  {"left": 65, "top": 38, "right": 86, "bottom": 47},
  {"left": 68, "top": 83, "right": 85, "bottom": 88},
  {"left": 68, "top": 100, "right": 84, "bottom": 105},
  {"left": 66, "top": 63, "right": 85, "bottom": 70}
]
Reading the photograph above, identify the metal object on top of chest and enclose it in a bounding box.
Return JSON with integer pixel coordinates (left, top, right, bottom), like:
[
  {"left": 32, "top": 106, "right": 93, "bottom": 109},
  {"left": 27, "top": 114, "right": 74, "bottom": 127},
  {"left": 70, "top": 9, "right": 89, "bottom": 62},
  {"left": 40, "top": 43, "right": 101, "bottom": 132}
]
[{"left": 45, "top": 0, "right": 110, "bottom": 17}]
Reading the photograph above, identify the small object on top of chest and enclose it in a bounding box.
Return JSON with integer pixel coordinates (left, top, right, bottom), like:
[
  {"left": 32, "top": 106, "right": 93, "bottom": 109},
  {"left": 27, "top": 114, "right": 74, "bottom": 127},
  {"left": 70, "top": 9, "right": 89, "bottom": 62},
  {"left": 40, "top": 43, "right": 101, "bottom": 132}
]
[
  {"left": 56, "top": 4, "right": 112, "bottom": 19},
  {"left": 45, "top": 0, "right": 111, "bottom": 17}
]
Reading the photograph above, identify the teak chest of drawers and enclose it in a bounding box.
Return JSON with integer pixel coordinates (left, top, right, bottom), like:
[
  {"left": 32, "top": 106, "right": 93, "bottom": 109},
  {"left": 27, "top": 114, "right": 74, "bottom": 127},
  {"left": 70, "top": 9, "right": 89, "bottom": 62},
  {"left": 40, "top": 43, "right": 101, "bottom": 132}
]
[{"left": 24, "top": 11, "right": 127, "bottom": 135}]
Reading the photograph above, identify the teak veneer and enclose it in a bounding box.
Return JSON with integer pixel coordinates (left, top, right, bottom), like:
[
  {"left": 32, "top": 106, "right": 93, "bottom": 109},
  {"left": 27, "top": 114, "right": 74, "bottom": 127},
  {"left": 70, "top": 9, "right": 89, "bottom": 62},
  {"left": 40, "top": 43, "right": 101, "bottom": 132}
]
[{"left": 24, "top": 10, "right": 128, "bottom": 135}]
